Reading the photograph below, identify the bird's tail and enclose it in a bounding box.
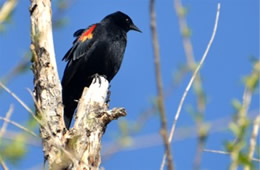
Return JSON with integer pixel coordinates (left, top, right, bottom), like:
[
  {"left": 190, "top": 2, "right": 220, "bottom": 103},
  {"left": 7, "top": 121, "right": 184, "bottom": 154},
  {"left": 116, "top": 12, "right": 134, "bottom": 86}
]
[
  {"left": 62, "top": 86, "right": 79, "bottom": 129},
  {"left": 63, "top": 102, "right": 77, "bottom": 129}
]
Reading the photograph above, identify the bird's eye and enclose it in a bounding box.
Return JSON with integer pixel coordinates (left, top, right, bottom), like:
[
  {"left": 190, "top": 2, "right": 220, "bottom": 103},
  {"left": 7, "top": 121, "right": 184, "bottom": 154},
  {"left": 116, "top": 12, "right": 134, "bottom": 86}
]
[{"left": 125, "top": 18, "right": 130, "bottom": 23}]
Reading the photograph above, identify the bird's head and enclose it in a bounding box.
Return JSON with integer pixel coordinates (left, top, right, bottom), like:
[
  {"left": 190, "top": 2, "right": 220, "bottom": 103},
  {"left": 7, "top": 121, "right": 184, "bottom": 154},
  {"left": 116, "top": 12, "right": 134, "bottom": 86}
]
[{"left": 103, "top": 11, "right": 142, "bottom": 33}]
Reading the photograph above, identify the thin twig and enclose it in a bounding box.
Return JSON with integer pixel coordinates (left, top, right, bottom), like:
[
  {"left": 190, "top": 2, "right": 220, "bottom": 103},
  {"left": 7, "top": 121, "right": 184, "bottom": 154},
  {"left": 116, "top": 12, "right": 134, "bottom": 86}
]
[
  {"left": 0, "top": 82, "right": 38, "bottom": 121},
  {"left": 102, "top": 111, "right": 259, "bottom": 164},
  {"left": 241, "top": 87, "right": 252, "bottom": 118},
  {"left": 0, "top": 56, "right": 30, "bottom": 85},
  {"left": 0, "top": 83, "right": 77, "bottom": 165},
  {"left": 173, "top": 0, "right": 208, "bottom": 169},
  {"left": 248, "top": 115, "right": 260, "bottom": 161},
  {"left": 244, "top": 115, "right": 260, "bottom": 170},
  {"left": 0, "top": 0, "right": 17, "bottom": 24},
  {"left": 230, "top": 89, "right": 253, "bottom": 169},
  {"left": 0, "top": 105, "right": 14, "bottom": 138},
  {"left": 160, "top": 3, "right": 221, "bottom": 170},
  {"left": 0, "top": 116, "right": 37, "bottom": 137},
  {"left": 204, "top": 148, "right": 230, "bottom": 155},
  {"left": 0, "top": 83, "right": 43, "bottom": 130},
  {"left": 150, "top": 0, "right": 174, "bottom": 170},
  {"left": 204, "top": 149, "right": 260, "bottom": 162},
  {"left": 0, "top": 158, "right": 8, "bottom": 170},
  {"left": 1, "top": 130, "right": 40, "bottom": 146},
  {"left": 0, "top": 105, "right": 11, "bottom": 170},
  {"left": 170, "top": 1, "right": 221, "bottom": 149},
  {"left": 174, "top": 0, "right": 205, "bottom": 113},
  {"left": 174, "top": 0, "right": 195, "bottom": 65}
]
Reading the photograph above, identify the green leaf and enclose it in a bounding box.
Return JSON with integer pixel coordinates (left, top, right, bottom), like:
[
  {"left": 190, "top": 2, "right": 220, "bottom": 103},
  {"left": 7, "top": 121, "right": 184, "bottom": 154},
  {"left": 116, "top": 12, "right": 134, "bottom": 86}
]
[
  {"left": 177, "top": 7, "right": 188, "bottom": 17},
  {"left": 119, "top": 136, "right": 133, "bottom": 147},
  {"left": 244, "top": 73, "right": 259, "bottom": 91},
  {"left": 231, "top": 99, "right": 242, "bottom": 112},
  {"left": 182, "top": 27, "right": 192, "bottom": 37},
  {"left": 238, "top": 152, "right": 253, "bottom": 167},
  {"left": 118, "top": 119, "right": 129, "bottom": 136},
  {"left": 229, "top": 122, "right": 240, "bottom": 137},
  {"left": 198, "top": 123, "right": 210, "bottom": 141},
  {"left": 225, "top": 141, "right": 234, "bottom": 152}
]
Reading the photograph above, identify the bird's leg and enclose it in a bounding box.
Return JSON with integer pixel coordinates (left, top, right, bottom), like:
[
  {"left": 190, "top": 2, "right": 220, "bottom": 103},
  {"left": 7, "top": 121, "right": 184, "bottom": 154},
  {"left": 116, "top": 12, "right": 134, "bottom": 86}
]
[
  {"left": 92, "top": 73, "right": 101, "bottom": 84},
  {"left": 106, "top": 85, "right": 111, "bottom": 104},
  {"left": 92, "top": 73, "right": 108, "bottom": 86}
]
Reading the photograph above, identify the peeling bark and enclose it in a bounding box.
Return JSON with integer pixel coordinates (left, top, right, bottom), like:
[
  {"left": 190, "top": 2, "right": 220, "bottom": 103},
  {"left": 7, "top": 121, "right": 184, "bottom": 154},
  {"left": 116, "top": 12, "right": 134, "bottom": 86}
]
[
  {"left": 67, "top": 77, "right": 126, "bottom": 169},
  {"left": 30, "top": 0, "right": 65, "bottom": 165}
]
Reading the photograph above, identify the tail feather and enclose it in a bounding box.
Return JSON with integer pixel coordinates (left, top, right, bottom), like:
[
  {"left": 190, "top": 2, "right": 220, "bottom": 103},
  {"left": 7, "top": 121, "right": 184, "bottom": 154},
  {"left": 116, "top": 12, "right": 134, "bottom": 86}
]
[
  {"left": 62, "top": 83, "right": 79, "bottom": 129},
  {"left": 62, "top": 80, "right": 85, "bottom": 129},
  {"left": 63, "top": 102, "right": 77, "bottom": 129}
]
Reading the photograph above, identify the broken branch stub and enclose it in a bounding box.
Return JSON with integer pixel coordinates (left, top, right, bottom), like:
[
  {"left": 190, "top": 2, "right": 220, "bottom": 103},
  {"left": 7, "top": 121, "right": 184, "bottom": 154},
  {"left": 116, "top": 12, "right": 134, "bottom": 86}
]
[{"left": 65, "top": 76, "right": 126, "bottom": 169}]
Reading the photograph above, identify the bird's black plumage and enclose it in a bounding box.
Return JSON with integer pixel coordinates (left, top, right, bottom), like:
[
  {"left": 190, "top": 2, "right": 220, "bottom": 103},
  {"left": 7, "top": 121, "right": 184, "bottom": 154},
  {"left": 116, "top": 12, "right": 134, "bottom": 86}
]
[{"left": 62, "top": 11, "right": 141, "bottom": 129}]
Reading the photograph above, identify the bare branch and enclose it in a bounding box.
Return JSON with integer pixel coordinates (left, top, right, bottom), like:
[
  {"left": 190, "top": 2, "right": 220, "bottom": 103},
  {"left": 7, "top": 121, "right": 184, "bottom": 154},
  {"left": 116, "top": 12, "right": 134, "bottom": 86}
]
[
  {"left": 1, "top": 130, "right": 40, "bottom": 146},
  {"left": 102, "top": 111, "right": 259, "bottom": 159},
  {"left": 0, "top": 84, "right": 77, "bottom": 165},
  {"left": 174, "top": 0, "right": 195, "bottom": 65},
  {"left": 0, "top": 0, "right": 17, "bottom": 24},
  {"left": 0, "top": 56, "right": 30, "bottom": 85},
  {"left": 173, "top": 0, "right": 209, "bottom": 169},
  {"left": 1, "top": 77, "right": 99, "bottom": 168},
  {"left": 149, "top": 0, "right": 174, "bottom": 170},
  {"left": 29, "top": 0, "right": 67, "bottom": 167},
  {"left": 204, "top": 148, "right": 230, "bottom": 155},
  {"left": 0, "top": 82, "right": 44, "bottom": 126},
  {"left": 247, "top": 116, "right": 260, "bottom": 165},
  {"left": 0, "top": 158, "right": 8, "bottom": 170},
  {"left": 160, "top": 3, "right": 221, "bottom": 170},
  {"left": 204, "top": 149, "right": 260, "bottom": 162},
  {"left": 0, "top": 82, "right": 34, "bottom": 116},
  {"left": 0, "top": 105, "right": 14, "bottom": 138},
  {"left": 66, "top": 77, "right": 126, "bottom": 169},
  {"left": 0, "top": 116, "right": 38, "bottom": 137},
  {"left": 0, "top": 82, "right": 44, "bottom": 130},
  {"left": 230, "top": 67, "right": 258, "bottom": 169},
  {"left": 0, "top": 105, "right": 14, "bottom": 170},
  {"left": 169, "top": 1, "right": 220, "bottom": 149}
]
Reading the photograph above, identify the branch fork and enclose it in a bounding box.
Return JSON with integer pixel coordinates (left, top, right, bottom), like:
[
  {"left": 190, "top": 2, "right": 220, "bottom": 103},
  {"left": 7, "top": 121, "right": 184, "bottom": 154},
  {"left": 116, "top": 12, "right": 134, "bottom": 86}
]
[{"left": 61, "top": 77, "right": 127, "bottom": 169}]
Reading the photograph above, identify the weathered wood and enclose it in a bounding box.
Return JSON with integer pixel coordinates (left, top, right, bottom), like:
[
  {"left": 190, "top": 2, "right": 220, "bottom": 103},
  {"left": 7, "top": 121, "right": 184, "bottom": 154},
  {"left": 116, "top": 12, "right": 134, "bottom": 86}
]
[
  {"left": 70, "top": 77, "right": 126, "bottom": 169},
  {"left": 29, "top": 0, "right": 65, "bottom": 167}
]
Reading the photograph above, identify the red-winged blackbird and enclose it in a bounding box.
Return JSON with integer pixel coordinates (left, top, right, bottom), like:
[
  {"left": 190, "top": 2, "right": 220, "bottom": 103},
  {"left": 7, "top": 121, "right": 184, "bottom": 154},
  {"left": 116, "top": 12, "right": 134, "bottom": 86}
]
[{"left": 62, "top": 11, "right": 141, "bottom": 129}]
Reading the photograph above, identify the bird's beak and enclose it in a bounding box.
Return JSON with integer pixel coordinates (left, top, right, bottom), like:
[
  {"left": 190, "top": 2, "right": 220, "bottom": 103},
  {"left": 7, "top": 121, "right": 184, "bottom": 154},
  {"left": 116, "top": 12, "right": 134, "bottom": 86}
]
[{"left": 130, "top": 24, "right": 142, "bottom": 33}]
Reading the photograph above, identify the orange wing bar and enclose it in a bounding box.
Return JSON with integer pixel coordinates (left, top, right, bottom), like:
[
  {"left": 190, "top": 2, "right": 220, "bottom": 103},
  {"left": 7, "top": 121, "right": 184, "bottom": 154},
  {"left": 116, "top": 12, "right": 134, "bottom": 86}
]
[{"left": 79, "top": 24, "right": 97, "bottom": 42}]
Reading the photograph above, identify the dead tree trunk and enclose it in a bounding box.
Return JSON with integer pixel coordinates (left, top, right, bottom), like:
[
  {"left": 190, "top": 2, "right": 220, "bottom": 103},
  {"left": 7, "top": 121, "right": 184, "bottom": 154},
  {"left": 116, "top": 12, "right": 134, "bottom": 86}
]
[{"left": 29, "top": 0, "right": 126, "bottom": 169}]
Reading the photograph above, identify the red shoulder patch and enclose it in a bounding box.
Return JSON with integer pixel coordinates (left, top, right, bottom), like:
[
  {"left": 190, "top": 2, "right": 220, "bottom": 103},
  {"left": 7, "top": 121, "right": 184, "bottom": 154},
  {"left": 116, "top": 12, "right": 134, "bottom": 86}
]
[{"left": 79, "top": 24, "right": 97, "bottom": 42}]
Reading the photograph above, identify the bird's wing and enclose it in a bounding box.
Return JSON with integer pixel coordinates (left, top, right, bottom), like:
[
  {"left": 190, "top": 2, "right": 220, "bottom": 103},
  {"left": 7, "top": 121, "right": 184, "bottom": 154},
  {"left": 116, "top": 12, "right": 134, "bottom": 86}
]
[
  {"left": 73, "top": 29, "right": 85, "bottom": 38},
  {"left": 61, "top": 24, "right": 99, "bottom": 87},
  {"left": 62, "top": 24, "right": 98, "bottom": 61}
]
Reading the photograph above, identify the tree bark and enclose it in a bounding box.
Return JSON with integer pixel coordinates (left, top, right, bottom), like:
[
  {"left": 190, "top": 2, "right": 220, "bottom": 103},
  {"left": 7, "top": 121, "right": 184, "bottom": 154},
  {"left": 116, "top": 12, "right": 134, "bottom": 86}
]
[
  {"left": 30, "top": 0, "right": 65, "bottom": 166},
  {"left": 30, "top": 0, "right": 126, "bottom": 169}
]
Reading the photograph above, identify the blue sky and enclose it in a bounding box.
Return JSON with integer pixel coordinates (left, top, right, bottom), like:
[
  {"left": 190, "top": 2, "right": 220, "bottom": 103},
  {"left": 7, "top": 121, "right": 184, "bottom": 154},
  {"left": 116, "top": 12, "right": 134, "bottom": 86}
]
[{"left": 0, "top": 0, "right": 259, "bottom": 169}]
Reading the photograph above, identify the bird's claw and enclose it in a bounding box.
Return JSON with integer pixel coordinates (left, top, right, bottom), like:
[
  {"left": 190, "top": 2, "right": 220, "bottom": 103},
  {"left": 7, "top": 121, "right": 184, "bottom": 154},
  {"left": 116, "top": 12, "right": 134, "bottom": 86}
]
[
  {"left": 106, "top": 89, "right": 111, "bottom": 103},
  {"left": 92, "top": 73, "right": 108, "bottom": 86}
]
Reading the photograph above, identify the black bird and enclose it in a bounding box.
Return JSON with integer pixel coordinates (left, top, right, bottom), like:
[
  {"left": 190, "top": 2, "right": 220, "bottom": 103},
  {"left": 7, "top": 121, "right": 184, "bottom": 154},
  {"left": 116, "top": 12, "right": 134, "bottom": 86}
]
[{"left": 62, "top": 11, "right": 141, "bottom": 129}]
